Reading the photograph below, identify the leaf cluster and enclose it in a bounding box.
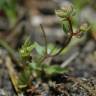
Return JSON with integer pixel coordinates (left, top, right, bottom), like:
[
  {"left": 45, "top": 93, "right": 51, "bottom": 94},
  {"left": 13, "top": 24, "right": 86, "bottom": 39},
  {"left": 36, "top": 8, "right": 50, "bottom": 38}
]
[{"left": 19, "top": 38, "right": 67, "bottom": 86}]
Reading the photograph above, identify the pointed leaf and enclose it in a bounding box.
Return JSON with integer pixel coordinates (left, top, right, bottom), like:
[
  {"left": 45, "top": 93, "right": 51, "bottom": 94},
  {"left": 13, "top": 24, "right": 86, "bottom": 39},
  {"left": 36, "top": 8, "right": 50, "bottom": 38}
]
[
  {"left": 34, "top": 42, "right": 45, "bottom": 55},
  {"left": 29, "top": 61, "right": 41, "bottom": 70},
  {"left": 62, "top": 21, "right": 69, "bottom": 34},
  {"left": 47, "top": 44, "right": 60, "bottom": 55},
  {"left": 18, "top": 66, "right": 32, "bottom": 86},
  {"left": 20, "top": 43, "right": 35, "bottom": 58},
  {"left": 45, "top": 65, "right": 68, "bottom": 75}
]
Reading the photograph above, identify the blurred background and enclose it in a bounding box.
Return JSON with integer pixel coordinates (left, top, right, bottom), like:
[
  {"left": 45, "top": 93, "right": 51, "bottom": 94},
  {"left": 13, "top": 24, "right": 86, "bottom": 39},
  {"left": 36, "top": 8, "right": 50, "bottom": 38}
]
[
  {"left": 0, "top": 0, "right": 96, "bottom": 95},
  {"left": 0, "top": 0, "right": 96, "bottom": 46}
]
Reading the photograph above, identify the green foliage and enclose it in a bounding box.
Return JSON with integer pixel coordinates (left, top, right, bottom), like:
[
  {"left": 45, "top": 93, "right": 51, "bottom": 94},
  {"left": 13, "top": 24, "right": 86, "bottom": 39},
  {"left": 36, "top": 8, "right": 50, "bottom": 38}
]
[
  {"left": 47, "top": 43, "right": 60, "bottom": 55},
  {"left": 44, "top": 65, "right": 68, "bottom": 75},
  {"left": 18, "top": 66, "right": 32, "bottom": 86},
  {"left": 34, "top": 42, "right": 45, "bottom": 55},
  {"left": 18, "top": 3, "right": 90, "bottom": 90},
  {"left": 55, "top": 3, "right": 90, "bottom": 35},
  {"left": 18, "top": 38, "right": 68, "bottom": 86},
  {"left": 19, "top": 38, "right": 35, "bottom": 60},
  {"left": 62, "top": 21, "right": 69, "bottom": 34}
]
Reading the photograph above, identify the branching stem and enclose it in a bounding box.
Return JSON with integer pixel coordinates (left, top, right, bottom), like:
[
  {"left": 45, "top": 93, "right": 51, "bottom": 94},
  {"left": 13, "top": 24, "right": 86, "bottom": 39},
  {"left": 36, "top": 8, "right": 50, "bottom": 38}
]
[
  {"left": 39, "top": 17, "right": 74, "bottom": 63},
  {"left": 51, "top": 17, "right": 73, "bottom": 57}
]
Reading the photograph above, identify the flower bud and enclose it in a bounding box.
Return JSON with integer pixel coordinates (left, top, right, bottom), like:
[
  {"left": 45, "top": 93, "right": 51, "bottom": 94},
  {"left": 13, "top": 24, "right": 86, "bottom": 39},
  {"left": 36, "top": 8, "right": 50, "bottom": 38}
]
[
  {"left": 79, "top": 23, "right": 89, "bottom": 32},
  {"left": 55, "top": 3, "right": 76, "bottom": 20}
]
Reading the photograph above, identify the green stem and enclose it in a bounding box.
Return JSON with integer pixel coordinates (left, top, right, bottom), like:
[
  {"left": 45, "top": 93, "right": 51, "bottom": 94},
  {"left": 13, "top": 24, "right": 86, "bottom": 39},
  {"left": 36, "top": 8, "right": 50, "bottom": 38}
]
[
  {"left": 40, "top": 24, "right": 48, "bottom": 55},
  {"left": 51, "top": 17, "right": 73, "bottom": 57},
  {"left": 38, "top": 17, "right": 73, "bottom": 63}
]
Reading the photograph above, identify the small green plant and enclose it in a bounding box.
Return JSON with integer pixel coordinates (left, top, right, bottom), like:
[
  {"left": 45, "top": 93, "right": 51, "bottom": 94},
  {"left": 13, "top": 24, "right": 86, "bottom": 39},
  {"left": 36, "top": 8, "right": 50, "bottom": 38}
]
[{"left": 18, "top": 3, "right": 89, "bottom": 90}]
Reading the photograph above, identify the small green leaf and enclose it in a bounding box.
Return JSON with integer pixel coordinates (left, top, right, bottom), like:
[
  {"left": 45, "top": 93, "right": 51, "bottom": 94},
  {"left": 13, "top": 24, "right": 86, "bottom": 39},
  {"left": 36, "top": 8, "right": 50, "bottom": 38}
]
[
  {"left": 18, "top": 66, "right": 32, "bottom": 85},
  {"left": 47, "top": 44, "right": 55, "bottom": 54},
  {"left": 62, "top": 21, "right": 69, "bottom": 34},
  {"left": 29, "top": 61, "right": 41, "bottom": 71},
  {"left": 22, "top": 37, "right": 31, "bottom": 48},
  {"left": 63, "top": 24, "right": 67, "bottom": 33},
  {"left": 34, "top": 42, "right": 45, "bottom": 55},
  {"left": 29, "top": 61, "right": 37, "bottom": 69},
  {"left": 45, "top": 65, "right": 68, "bottom": 75},
  {"left": 19, "top": 38, "right": 35, "bottom": 59},
  {"left": 20, "top": 44, "right": 35, "bottom": 57},
  {"left": 47, "top": 44, "right": 60, "bottom": 55}
]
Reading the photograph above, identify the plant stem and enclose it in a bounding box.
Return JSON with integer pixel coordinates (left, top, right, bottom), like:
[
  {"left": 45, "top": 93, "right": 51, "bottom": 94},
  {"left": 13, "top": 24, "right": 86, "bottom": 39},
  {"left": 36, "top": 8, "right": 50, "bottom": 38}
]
[
  {"left": 51, "top": 17, "right": 73, "bottom": 57},
  {"left": 39, "top": 17, "right": 74, "bottom": 63},
  {"left": 40, "top": 24, "right": 48, "bottom": 55}
]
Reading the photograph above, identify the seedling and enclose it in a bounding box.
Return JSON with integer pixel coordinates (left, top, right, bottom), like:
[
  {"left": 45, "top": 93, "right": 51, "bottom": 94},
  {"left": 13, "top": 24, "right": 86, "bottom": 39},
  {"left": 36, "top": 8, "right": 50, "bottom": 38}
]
[{"left": 18, "top": 3, "right": 89, "bottom": 91}]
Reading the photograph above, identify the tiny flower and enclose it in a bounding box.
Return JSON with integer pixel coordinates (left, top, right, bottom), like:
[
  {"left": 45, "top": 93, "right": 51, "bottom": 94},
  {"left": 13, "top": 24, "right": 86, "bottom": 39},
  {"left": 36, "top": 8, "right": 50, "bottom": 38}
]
[
  {"left": 55, "top": 3, "right": 76, "bottom": 21},
  {"left": 74, "top": 23, "right": 90, "bottom": 38},
  {"left": 79, "top": 23, "right": 90, "bottom": 32}
]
